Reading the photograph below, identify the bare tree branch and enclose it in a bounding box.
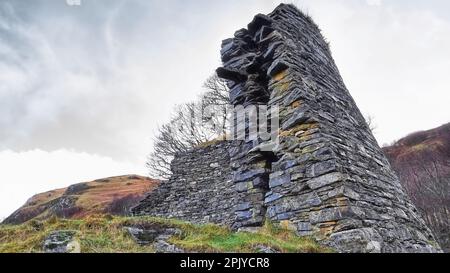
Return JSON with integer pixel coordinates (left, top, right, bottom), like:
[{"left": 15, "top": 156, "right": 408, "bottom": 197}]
[{"left": 147, "top": 73, "right": 230, "bottom": 179}]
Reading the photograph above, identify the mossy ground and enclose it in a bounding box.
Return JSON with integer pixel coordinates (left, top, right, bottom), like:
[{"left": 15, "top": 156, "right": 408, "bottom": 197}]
[{"left": 0, "top": 215, "right": 332, "bottom": 253}]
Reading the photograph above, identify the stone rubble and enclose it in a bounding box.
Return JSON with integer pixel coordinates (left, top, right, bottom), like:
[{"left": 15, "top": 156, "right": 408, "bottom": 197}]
[
  {"left": 124, "top": 224, "right": 184, "bottom": 253},
  {"left": 43, "top": 230, "right": 79, "bottom": 253}
]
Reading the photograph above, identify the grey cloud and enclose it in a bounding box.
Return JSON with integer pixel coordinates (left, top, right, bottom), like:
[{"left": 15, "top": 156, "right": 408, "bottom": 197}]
[
  {"left": 1, "top": 0, "right": 449, "bottom": 162},
  {"left": 0, "top": 0, "right": 224, "bottom": 160}
]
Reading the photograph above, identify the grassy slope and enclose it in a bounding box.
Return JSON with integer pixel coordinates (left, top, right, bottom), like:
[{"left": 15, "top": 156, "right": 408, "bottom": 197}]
[{"left": 0, "top": 215, "right": 331, "bottom": 253}]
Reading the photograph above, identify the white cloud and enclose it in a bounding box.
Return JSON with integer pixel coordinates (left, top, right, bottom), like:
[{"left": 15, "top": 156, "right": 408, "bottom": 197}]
[
  {"left": 0, "top": 149, "right": 146, "bottom": 219},
  {"left": 366, "top": 0, "right": 382, "bottom": 6}
]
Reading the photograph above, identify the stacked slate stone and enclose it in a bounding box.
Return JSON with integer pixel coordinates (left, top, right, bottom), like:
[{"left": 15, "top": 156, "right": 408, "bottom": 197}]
[
  {"left": 217, "top": 3, "right": 441, "bottom": 252},
  {"left": 228, "top": 140, "right": 272, "bottom": 229},
  {"left": 217, "top": 14, "right": 282, "bottom": 230},
  {"left": 132, "top": 142, "right": 238, "bottom": 226}
]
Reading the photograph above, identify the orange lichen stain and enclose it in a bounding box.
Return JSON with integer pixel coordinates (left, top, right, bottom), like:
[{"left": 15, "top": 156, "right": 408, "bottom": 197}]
[
  {"left": 273, "top": 69, "right": 288, "bottom": 81},
  {"left": 280, "top": 220, "right": 297, "bottom": 231},
  {"left": 272, "top": 80, "right": 291, "bottom": 96},
  {"left": 298, "top": 135, "right": 312, "bottom": 142},
  {"left": 279, "top": 130, "right": 292, "bottom": 137},
  {"left": 336, "top": 197, "right": 349, "bottom": 207},
  {"left": 290, "top": 100, "right": 302, "bottom": 108},
  {"left": 280, "top": 81, "right": 290, "bottom": 92},
  {"left": 296, "top": 123, "right": 319, "bottom": 132},
  {"left": 319, "top": 221, "right": 337, "bottom": 236},
  {"left": 279, "top": 123, "right": 319, "bottom": 137}
]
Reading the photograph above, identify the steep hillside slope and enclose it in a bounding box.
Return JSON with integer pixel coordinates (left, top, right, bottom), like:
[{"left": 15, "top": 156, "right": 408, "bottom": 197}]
[
  {"left": 2, "top": 175, "right": 159, "bottom": 225},
  {"left": 383, "top": 123, "right": 450, "bottom": 251}
]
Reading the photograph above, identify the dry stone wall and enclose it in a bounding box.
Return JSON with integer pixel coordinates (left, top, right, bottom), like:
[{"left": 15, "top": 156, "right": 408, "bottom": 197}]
[
  {"left": 133, "top": 4, "right": 441, "bottom": 253},
  {"left": 133, "top": 141, "right": 237, "bottom": 226}
]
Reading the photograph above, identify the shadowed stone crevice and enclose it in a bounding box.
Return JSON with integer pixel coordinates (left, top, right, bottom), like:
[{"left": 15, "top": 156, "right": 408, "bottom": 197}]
[{"left": 231, "top": 147, "right": 280, "bottom": 230}]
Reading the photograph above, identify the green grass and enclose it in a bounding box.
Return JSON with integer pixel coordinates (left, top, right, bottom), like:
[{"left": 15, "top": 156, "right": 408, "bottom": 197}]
[{"left": 0, "top": 215, "right": 332, "bottom": 253}]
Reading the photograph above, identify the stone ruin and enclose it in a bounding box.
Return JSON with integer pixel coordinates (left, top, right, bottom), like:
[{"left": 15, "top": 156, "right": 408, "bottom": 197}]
[{"left": 133, "top": 4, "right": 441, "bottom": 253}]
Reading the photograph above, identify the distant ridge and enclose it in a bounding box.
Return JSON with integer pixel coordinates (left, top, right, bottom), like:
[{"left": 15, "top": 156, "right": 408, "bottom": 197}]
[
  {"left": 384, "top": 122, "right": 450, "bottom": 163},
  {"left": 3, "top": 175, "right": 159, "bottom": 225}
]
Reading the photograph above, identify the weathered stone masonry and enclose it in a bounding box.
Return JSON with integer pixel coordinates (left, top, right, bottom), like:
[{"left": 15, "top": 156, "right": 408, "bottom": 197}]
[
  {"left": 133, "top": 4, "right": 441, "bottom": 252},
  {"left": 133, "top": 141, "right": 238, "bottom": 226}
]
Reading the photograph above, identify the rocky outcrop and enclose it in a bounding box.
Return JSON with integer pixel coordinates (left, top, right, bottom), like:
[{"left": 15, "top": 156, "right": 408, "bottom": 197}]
[
  {"left": 133, "top": 4, "right": 441, "bottom": 253},
  {"left": 43, "top": 230, "right": 79, "bottom": 253}
]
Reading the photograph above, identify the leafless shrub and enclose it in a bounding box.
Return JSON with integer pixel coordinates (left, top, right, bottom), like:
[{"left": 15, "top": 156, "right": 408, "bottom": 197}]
[
  {"left": 364, "top": 114, "right": 377, "bottom": 133},
  {"left": 147, "top": 73, "right": 230, "bottom": 179},
  {"left": 391, "top": 145, "right": 450, "bottom": 251}
]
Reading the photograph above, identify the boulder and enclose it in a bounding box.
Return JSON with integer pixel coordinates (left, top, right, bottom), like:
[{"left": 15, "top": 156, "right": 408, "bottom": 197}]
[{"left": 43, "top": 230, "right": 79, "bottom": 253}]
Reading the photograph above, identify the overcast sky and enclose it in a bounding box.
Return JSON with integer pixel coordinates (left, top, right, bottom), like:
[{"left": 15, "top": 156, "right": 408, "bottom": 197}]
[{"left": 1, "top": 0, "right": 449, "bottom": 219}]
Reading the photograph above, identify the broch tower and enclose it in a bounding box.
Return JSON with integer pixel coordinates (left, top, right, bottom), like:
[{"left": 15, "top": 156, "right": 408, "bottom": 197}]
[{"left": 133, "top": 4, "right": 441, "bottom": 253}]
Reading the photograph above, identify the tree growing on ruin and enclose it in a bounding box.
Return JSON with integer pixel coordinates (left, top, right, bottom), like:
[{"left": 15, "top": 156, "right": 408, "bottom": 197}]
[
  {"left": 364, "top": 114, "right": 377, "bottom": 133},
  {"left": 147, "top": 74, "right": 230, "bottom": 179}
]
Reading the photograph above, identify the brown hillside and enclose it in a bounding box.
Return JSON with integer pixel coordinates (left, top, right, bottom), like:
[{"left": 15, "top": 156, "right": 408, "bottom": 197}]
[
  {"left": 2, "top": 175, "right": 159, "bottom": 225},
  {"left": 383, "top": 122, "right": 450, "bottom": 164},
  {"left": 383, "top": 122, "right": 450, "bottom": 252}
]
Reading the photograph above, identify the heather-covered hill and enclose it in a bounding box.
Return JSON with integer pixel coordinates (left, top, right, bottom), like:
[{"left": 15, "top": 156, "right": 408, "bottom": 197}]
[
  {"left": 383, "top": 123, "right": 450, "bottom": 165},
  {"left": 2, "top": 175, "right": 159, "bottom": 225}
]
